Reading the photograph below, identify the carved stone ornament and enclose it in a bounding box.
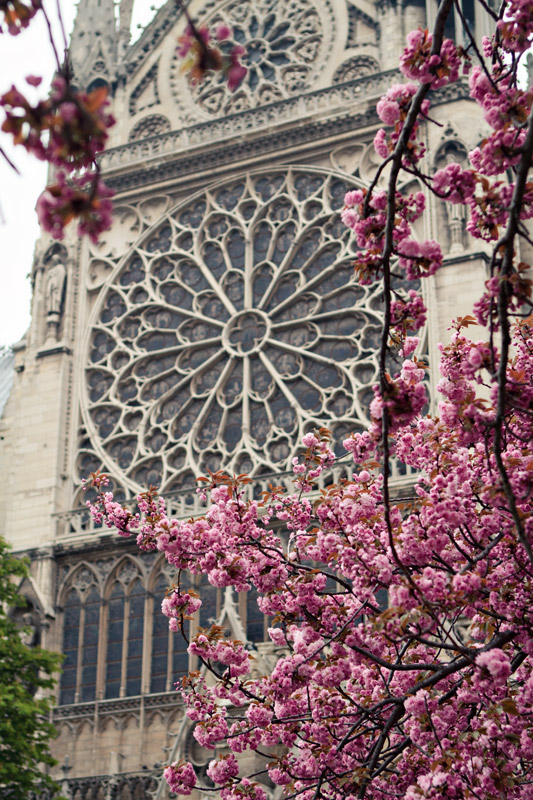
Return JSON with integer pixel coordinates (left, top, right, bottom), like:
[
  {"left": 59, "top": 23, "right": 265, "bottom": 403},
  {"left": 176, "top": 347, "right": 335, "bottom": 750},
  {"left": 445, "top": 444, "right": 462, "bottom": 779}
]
[
  {"left": 128, "top": 114, "right": 171, "bottom": 142},
  {"left": 116, "top": 560, "right": 139, "bottom": 586},
  {"left": 170, "top": 0, "right": 336, "bottom": 120},
  {"left": 72, "top": 566, "right": 98, "bottom": 592},
  {"left": 332, "top": 55, "right": 379, "bottom": 84},
  {"left": 81, "top": 167, "right": 384, "bottom": 495}
]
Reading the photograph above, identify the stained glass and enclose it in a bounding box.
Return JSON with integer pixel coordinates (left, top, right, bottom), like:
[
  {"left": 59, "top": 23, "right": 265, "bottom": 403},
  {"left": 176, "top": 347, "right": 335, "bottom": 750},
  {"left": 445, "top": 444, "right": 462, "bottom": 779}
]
[
  {"left": 126, "top": 581, "right": 145, "bottom": 696},
  {"left": 59, "top": 589, "right": 81, "bottom": 705},
  {"left": 83, "top": 169, "right": 383, "bottom": 492},
  {"left": 105, "top": 584, "right": 124, "bottom": 700}
]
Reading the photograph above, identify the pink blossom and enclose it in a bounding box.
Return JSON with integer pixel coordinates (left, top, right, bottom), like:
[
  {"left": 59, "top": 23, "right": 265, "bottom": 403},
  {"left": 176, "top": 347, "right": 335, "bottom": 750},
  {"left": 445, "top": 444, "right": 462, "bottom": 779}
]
[
  {"left": 475, "top": 648, "right": 512, "bottom": 686},
  {"left": 215, "top": 23, "right": 232, "bottom": 40},
  {"left": 164, "top": 762, "right": 197, "bottom": 795},
  {"left": 207, "top": 754, "right": 239, "bottom": 784}
]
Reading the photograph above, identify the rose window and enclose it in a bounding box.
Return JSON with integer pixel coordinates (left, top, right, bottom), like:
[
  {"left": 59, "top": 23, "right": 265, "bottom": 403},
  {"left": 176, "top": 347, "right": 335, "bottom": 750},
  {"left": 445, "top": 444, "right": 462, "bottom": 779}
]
[
  {"left": 82, "top": 168, "right": 383, "bottom": 494},
  {"left": 172, "top": 0, "right": 333, "bottom": 117}
]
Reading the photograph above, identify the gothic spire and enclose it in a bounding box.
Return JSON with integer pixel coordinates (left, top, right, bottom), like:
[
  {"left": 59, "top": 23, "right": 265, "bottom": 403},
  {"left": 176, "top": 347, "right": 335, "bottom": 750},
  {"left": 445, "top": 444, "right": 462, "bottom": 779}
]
[
  {"left": 118, "top": 0, "right": 134, "bottom": 59},
  {"left": 69, "top": 0, "right": 119, "bottom": 90}
]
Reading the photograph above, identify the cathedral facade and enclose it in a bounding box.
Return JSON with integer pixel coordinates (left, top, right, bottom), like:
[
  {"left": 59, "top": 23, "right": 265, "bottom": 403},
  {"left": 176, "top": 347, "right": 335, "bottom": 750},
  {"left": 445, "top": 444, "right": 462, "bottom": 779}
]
[{"left": 0, "top": 0, "right": 494, "bottom": 796}]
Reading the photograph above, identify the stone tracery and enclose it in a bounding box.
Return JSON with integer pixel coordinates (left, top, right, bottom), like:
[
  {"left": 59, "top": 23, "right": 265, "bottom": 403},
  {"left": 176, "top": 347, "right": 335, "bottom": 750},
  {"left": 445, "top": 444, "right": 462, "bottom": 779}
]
[
  {"left": 170, "top": 0, "right": 335, "bottom": 118},
  {"left": 82, "top": 168, "right": 383, "bottom": 494}
]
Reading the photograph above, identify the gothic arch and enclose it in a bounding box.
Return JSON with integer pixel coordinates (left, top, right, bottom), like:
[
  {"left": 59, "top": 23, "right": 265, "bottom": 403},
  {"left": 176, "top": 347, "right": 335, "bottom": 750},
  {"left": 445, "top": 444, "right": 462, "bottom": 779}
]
[
  {"left": 434, "top": 137, "right": 471, "bottom": 255},
  {"left": 121, "top": 711, "right": 141, "bottom": 731},
  {"left": 98, "top": 715, "right": 118, "bottom": 733},
  {"left": 102, "top": 564, "right": 146, "bottom": 700},
  {"left": 72, "top": 719, "right": 95, "bottom": 771},
  {"left": 434, "top": 136, "right": 469, "bottom": 169},
  {"left": 103, "top": 554, "right": 146, "bottom": 596},
  {"left": 146, "top": 707, "right": 166, "bottom": 727},
  {"left": 147, "top": 552, "right": 172, "bottom": 594},
  {"left": 43, "top": 242, "right": 68, "bottom": 266},
  {"left": 59, "top": 562, "right": 101, "bottom": 602},
  {"left": 332, "top": 55, "right": 379, "bottom": 84}
]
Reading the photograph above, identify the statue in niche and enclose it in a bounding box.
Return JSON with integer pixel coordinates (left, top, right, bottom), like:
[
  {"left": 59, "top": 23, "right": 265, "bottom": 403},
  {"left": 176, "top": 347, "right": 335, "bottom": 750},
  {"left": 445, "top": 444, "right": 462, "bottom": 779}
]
[
  {"left": 19, "top": 611, "right": 40, "bottom": 648},
  {"left": 44, "top": 253, "right": 67, "bottom": 342},
  {"left": 445, "top": 148, "right": 468, "bottom": 255}
]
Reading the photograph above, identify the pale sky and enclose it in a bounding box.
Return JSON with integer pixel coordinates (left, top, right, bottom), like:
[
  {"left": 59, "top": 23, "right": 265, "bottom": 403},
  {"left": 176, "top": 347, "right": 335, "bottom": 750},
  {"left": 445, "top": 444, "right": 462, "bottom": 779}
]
[{"left": 0, "top": 0, "right": 166, "bottom": 348}]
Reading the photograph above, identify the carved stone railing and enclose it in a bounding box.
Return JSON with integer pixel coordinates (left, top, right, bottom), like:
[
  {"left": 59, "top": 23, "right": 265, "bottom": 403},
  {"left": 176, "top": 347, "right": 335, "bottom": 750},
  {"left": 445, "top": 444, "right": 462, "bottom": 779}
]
[
  {"left": 54, "top": 458, "right": 414, "bottom": 541},
  {"left": 54, "top": 463, "right": 347, "bottom": 540},
  {"left": 52, "top": 691, "right": 182, "bottom": 723},
  {"left": 60, "top": 770, "right": 159, "bottom": 800},
  {"left": 100, "top": 71, "right": 400, "bottom": 174}
]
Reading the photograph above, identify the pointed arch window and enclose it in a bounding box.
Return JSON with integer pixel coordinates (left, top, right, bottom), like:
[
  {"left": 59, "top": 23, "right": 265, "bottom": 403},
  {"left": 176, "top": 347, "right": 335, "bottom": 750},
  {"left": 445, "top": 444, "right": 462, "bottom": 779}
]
[
  {"left": 245, "top": 587, "right": 267, "bottom": 643},
  {"left": 104, "top": 575, "right": 148, "bottom": 699},
  {"left": 150, "top": 573, "right": 189, "bottom": 694},
  {"left": 198, "top": 576, "right": 220, "bottom": 631},
  {"left": 58, "top": 559, "right": 266, "bottom": 705},
  {"left": 59, "top": 589, "right": 81, "bottom": 705},
  {"left": 81, "top": 588, "right": 101, "bottom": 702},
  {"left": 59, "top": 581, "right": 101, "bottom": 705},
  {"left": 150, "top": 574, "right": 171, "bottom": 694},
  {"left": 126, "top": 580, "right": 145, "bottom": 696},
  {"left": 105, "top": 583, "right": 125, "bottom": 699}
]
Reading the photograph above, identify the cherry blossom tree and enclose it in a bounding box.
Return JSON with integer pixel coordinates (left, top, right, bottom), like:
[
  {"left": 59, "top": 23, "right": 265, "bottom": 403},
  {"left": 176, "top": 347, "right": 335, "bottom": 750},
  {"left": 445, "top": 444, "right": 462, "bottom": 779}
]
[
  {"left": 0, "top": 0, "right": 246, "bottom": 242},
  {"left": 87, "top": 0, "right": 533, "bottom": 798}
]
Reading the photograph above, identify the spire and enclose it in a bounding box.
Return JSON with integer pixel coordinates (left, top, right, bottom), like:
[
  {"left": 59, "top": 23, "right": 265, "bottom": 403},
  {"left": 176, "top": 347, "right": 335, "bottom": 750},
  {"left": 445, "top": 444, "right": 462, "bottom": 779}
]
[
  {"left": 69, "top": 0, "right": 119, "bottom": 90},
  {"left": 118, "top": 0, "right": 134, "bottom": 59}
]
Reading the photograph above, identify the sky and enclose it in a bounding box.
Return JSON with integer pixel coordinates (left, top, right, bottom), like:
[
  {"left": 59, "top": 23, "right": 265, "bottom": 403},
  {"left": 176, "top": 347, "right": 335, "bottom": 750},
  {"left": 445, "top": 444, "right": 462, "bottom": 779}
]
[{"left": 0, "top": 0, "right": 166, "bottom": 349}]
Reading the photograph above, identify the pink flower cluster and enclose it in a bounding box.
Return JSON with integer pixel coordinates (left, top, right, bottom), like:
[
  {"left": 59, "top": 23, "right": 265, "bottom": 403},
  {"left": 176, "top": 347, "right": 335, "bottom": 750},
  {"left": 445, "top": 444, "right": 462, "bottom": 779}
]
[
  {"left": 161, "top": 590, "right": 202, "bottom": 632},
  {"left": 475, "top": 649, "right": 512, "bottom": 689},
  {"left": 178, "top": 22, "right": 247, "bottom": 92},
  {"left": 89, "top": 357, "right": 533, "bottom": 797},
  {"left": 164, "top": 762, "right": 197, "bottom": 795},
  {"left": 207, "top": 754, "right": 239, "bottom": 785},
  {"left": 390, "top": 290, "right": 427, "bottom": 333},
  {"left": 0, "top": 0, "right": 40, "bottom": 35},
  {"left": 86, "top": 5, "right": 533, "bottom": 797},
  {"left": 497, "top": 0, "right": 533, "bottom": 53},
  {"left": 370, "top": 358, "right": 427, "bottom": 434},
  {"left": 189, "top": 635, "right": 252, "bottom": 678},
  {"left": 432, "top": 163, "right": 476, "bottom": 204},
  {"left": 85, "top": 488, "right": 139, "bottom": 537},
  {"left": 36, "top": 171, "right": 114, "bottom": 243},
  {"left": 342, "top": 186, "right": 435, "bottom": 284},
  {"left": 1, "top": 75, "right": 115, "bottom": 241},
  {"left": 400, "top": 28, "right": 461, "bottom": 88},
  {"left": 374, "top": 82, "right": 429, "bottom": 164},
  {"left": 397, "top": 237, "right": 442, "bottom": 280},
  {"left": 291, "top": 431, "right": 336, "bottom": 490}
]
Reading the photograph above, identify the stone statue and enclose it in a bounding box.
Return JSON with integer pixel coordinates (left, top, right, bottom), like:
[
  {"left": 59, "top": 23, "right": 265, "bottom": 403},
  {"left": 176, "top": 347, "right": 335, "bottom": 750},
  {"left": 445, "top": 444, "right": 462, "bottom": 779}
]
[
  {"left": 45, "top": 254, "right": 67, "bottom": 317},
  {"left": 44, "top": 254, "right": 67, "bottom": 342},
  {"left": 19, "top": 611, "right": 40, "bottom": 648}
]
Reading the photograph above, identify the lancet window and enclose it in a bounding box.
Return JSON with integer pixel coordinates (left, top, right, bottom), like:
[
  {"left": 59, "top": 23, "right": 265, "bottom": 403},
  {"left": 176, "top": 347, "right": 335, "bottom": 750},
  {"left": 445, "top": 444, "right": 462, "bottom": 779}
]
[
  {"left": 59, "top": 576, "right": 101, "bottom": 705},
  {"left": 58, "top": 560, "right": 266, "bottom": 705}
]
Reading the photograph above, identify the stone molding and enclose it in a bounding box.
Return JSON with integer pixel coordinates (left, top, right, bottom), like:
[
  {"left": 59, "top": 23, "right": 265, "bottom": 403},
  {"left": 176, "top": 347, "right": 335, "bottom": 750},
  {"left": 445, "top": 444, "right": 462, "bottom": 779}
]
[
  {"left": 101, "top": 76, "right": 471, "bottom": 196},
  {"left": 101, "top": 71, "right": 400, "bottom": 172},
  {"left": 53, "top": 691, "right": 182, "bottom": 722}
]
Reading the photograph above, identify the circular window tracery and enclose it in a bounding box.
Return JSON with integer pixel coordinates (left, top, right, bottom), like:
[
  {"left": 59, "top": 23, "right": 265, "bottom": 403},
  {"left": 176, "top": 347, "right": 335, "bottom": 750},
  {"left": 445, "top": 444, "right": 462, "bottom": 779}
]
[
  {"left": 171, "top": 0, "right": 335, "bottom": 118},
  {"left": 82, "top": 168, "right": 383, "bottom": 493}
]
